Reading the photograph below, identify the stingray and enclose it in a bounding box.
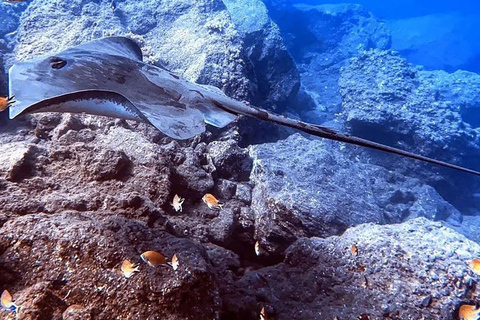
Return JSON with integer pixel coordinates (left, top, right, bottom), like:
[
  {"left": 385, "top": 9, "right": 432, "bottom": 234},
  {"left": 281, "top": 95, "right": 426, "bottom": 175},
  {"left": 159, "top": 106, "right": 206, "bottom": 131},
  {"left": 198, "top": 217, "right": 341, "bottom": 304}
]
[{"left": 5, "top": 36, "right": 480, "bottom": 176}]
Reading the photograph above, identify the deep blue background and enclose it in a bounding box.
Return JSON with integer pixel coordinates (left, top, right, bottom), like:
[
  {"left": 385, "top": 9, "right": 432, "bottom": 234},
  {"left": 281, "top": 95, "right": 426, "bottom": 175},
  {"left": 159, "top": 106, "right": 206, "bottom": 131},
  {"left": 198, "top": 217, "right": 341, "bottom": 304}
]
[
  {"left": 291, "top": 0, "right": 480, "bottom": 19},
  {"left": 279, "top": 0, "right": 480, "bottom": 73}
]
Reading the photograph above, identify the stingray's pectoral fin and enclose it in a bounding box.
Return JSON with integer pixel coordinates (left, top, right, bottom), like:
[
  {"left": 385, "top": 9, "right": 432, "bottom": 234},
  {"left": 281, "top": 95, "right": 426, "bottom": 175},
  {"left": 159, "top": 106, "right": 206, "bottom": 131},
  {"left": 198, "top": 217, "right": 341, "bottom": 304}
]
[
  {"left": 196, "top": 103, "right": 238, "bottom": 128},
  {"left": 10, "top": 90, "right": 151, "bottom": 125}
]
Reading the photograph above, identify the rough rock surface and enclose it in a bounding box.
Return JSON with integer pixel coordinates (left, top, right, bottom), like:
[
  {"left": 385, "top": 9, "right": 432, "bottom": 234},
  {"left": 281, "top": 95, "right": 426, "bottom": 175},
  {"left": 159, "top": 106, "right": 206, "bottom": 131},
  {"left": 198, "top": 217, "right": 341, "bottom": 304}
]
[
  {"left": 1, "top": 1, "right": 480, "bottom": 319},
  {"left": 262, "top": 2, "right": 391, "bottom": 121},
  {"left": 0, "top": 114, "right": 254, "bottom": 319},
  {"left": 220, "top": 218, "right": 480, "bottom": 320},
  {"left": 223, "top": 0, "right": 300, "bottom": 111},
  {"left": 0, "top": 212, "right": 218, "bottom": 320},
  {"left": 338, "top": 49, "right": 480, "bottom": 210},
  {"left": 248, "top": 133, "right": 463, "bottom": 256}
]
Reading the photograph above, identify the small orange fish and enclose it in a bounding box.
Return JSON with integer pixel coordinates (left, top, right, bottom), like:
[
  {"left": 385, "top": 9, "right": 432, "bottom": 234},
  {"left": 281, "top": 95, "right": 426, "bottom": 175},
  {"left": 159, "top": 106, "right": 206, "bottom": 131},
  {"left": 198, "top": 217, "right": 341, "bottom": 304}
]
[
  {"left": 1, "top": 290, "right": 18, "bottom": 313},
  {"left": 140, "top": 251, "right": 168, "bottom": 267},
  {"left": 469, "top": 259, "right": 480, "bottom": 275},
  {"left": 333, "top": 317, "right": 339, "bottom": 320},
  {"left": 351, "top": 243, "right": 358, "bottom": 256},
  {"left": 170, "top": 254, "right": 179, "bottom": 271},
  {"left": 357, "top": 315, "right": 370, "bottom": 320},
  {"left": 0, "top": 96, "right": 15, "bottom": 112},
  {"left": 170, "top": 194, "right": 185, "bottom": 212},
  {"left": 202, "top": 193, "right": 223, "bottom": 209},
  {"left": 459, "top": 304, "right": 480, "bottom": 320},
  {"left": 254, "top": 241, "right": 260, "bottom": 256},
  {"left": 120, "top": 259, "right": 139, "bottom": 278}
]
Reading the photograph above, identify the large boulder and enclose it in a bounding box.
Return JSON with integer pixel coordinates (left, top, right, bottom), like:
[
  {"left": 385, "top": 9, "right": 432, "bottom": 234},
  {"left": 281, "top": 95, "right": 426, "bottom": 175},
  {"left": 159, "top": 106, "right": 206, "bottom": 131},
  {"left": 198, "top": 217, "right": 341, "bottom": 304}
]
[
  {"left": 262, "top": 2, "right": 391, "bottom": 121},
  {"left": 220, "top": 218, "right": 480, "bottom": 319},
  {"left": 0, "top": 212, "right": 219, "bottom": 319},
  {"left": 248, "top": 133, "right": 461, "bottom": 256},
  {"left": 223, "top": 0, "right": 300, "bottom": 111},
  {"left": 338, "top": 49, "right": 480, "bottom": 210}
]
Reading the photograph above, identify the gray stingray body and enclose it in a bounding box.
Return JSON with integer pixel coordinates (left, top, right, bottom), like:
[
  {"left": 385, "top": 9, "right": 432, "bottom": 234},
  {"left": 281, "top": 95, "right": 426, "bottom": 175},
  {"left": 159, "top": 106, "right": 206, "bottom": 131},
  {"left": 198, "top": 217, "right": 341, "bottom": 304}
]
[
  {"left": 9, "top": 37, "right": 238, "bottom": 139},
  {"left": 7, "top": 37, "right": 480, "bottom": 176}
]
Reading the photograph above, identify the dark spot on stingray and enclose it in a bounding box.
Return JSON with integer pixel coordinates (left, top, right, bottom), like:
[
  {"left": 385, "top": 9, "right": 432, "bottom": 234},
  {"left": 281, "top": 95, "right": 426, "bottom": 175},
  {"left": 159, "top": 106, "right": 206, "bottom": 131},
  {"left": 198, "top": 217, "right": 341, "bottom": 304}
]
[
  {"left": 50, "top": 57, "right": 67, "bottom": 70},
  {"left": 116, "top": 74, "right": 126, "bottom": 84}
]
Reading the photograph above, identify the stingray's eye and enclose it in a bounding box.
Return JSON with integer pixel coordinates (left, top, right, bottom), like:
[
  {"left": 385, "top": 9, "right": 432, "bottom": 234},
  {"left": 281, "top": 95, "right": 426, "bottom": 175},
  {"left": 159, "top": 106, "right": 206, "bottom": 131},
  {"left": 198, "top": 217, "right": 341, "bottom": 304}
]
[{"left": 50, "top": 57, "right": 67, "bottom": 69}]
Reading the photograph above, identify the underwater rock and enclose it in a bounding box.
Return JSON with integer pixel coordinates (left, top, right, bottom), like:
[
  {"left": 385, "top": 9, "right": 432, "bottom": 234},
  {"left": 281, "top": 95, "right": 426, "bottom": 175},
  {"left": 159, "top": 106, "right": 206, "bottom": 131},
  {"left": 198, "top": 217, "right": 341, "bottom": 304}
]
[
  {"left": 338, "top": 49, "right": 480, "bottom": 210},
  {"left": 262, "top": 2, "right": 391, "bottom": 121},
  {"left": 207, "top": 139, "right": 252, "bottom": 181},
  {"left": 0, "top": 212, "right": 219, "bottom": 319},
  {"left": 249, "top": 133, "right": 462, "bottom": 255},
  {"left": 208, "top": 207, "right": 236, "bottom": 246},
  {"left": 83, "top": 149, "right": 131, "bottom": 181},
  {"left": 223, "top": 0, "right": 300, "bottom": 111},
  {"left": 0, "top": 2, "right": 25, "bottom": 40},
  {"left": 221, "top": 218, "right": 480, "bottom": 319},
  {"left": 0, "top": 119, "right": 173, "bottom": 218}
]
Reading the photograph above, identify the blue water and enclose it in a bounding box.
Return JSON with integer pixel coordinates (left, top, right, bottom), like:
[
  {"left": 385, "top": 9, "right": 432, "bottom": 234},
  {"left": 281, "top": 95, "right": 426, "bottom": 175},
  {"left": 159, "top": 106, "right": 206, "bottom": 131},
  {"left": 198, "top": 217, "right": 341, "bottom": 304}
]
[
  {"left": 272, "top": 0, "right": 480, "bottom": 73},
  {"left": 290, "top": 0, "right": 480, "bottom": 19}
]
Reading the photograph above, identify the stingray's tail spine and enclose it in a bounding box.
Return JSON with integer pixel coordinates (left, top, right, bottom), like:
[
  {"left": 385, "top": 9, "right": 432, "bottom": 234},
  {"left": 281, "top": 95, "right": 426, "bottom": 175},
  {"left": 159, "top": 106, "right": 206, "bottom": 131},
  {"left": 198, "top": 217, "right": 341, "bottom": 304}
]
[{"left": 218, "top": 101, "right": 480, "bottom": 177}]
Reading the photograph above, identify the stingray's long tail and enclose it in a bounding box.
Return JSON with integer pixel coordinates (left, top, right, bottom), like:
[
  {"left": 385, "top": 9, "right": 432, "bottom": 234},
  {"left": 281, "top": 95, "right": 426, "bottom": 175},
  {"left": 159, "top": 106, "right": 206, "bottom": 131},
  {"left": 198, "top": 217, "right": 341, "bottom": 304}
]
[{"left": 215, "top": 101, "right": 480, "bottom": 177}]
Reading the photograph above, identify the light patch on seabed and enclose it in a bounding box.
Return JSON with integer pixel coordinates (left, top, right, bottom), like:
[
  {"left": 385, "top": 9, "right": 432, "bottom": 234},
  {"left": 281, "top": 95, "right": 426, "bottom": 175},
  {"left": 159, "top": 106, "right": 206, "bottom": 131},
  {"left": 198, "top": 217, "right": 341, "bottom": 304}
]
[{"left": 0, "top": 141, "right": 29, "bottom": 173}]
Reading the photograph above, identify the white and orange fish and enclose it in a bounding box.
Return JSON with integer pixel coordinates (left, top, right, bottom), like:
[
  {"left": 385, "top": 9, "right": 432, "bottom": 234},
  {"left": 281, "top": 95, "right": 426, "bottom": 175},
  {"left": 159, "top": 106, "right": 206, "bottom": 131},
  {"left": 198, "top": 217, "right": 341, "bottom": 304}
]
[
  {"left": 1, "top": 290, "right": 18, "bottom": 313},
  {"left": 169, "top": 254, "right": 179, "bottom": 271},
  {"left": 259, "top": 307, "right": 269, "bottom": 320},
  {"left": 170, "top": 194, "right": 185, "bottom": 212},
  {"left": 140, "top": 250, "right": 168, "bottom": 267},
  {"left": 0, "top": 96, "right": 15, "bottom": 112},
  {"left": 351, "top": 243, "right": 358, "bottom": 256},
  {"left": 254, "top": 241, "right": 261, "bottom": 256},
  {"left": 120, "top": 259, "right": 140, "bottom": 278},
  {"left": 469, "top": 259, "right": 480, "bottom": 275},
  {"left": 202, "top": 193, "right": 223, "bottom": 209},
  {"left": 458, "top": 304, "right": 480, "bottom": 320}
]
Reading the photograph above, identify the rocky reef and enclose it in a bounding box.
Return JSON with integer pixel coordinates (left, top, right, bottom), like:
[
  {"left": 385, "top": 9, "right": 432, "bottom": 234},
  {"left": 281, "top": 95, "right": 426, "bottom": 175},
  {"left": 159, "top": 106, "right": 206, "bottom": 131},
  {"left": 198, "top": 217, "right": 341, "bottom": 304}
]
[{"left": 1, "top": 0, "right": 480, "bottom": 319}]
